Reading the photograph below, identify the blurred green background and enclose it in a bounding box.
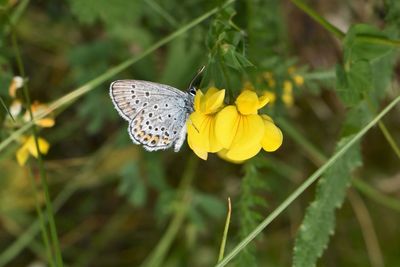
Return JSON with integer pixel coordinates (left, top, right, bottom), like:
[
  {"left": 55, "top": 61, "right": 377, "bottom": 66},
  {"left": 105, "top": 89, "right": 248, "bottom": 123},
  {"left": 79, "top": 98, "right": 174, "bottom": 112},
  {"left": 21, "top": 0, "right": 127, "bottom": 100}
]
[{"left": 1, "top": 0, "right": 400, "bottom": 266}]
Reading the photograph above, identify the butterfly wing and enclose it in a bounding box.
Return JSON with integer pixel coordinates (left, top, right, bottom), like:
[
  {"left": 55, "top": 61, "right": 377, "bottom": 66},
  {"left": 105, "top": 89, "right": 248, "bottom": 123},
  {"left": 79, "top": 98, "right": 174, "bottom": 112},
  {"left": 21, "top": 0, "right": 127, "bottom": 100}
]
[
  {"left": 110, "top": 80, "right": 190, "bottom": 151},
  {"left": 110, "top": 80, "right": 187, "bottom": 121}
]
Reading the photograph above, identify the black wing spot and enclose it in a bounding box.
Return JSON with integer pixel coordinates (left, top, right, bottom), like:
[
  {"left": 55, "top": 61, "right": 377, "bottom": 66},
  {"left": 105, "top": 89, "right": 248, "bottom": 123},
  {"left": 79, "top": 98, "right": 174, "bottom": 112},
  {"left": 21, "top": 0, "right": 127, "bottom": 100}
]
[
  {"left": 151, "top": 140, "right": 156, "bottom": 145},
  {"left": 145, "top": 92, "right": 150, "bottom": 97},
  {"left": 131, "top": 85, "right": 136, "bottom": 89},
  {"left": 154, "top": 105, "right": 158, "bottom": 109},
  {"left": 146, "top": 121, "right": 150, "bottom": 125},
  {"left": 155, "top": 127, "right": 158, "bottom": 131},
  {"left": 130, "top": 89, "right": 135, "bottom": 94},
  {"left": 165, "top": 104, "right": 168, "bottom": 107},
  {"left": 173, "top": 131, "right": 177, "bottom": 134},
  {"left": 168, "top": 114, "right": 171, "bottom": 118},
  {"left": 131, "top": 95, "right": 136, "bottom": 99},
  {"left": 135, "top": 99, "right": 140, "bottom": 104},
  {"left": 149, "top": 113, "right": 153, "bottom": 117},
  {"left": 149, "top": 126, "right": 152, "bottom": 129},
  {"left": 161, "top": 127, "right": 165, "bottom": 131}
]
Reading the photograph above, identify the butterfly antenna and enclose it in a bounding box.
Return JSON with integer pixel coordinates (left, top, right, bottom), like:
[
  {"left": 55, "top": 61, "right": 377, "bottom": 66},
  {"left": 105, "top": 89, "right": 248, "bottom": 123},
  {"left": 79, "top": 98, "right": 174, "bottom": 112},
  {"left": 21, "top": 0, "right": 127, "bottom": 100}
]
[{"left": 188, "top": 65, "right": 205, "bottom": 91}]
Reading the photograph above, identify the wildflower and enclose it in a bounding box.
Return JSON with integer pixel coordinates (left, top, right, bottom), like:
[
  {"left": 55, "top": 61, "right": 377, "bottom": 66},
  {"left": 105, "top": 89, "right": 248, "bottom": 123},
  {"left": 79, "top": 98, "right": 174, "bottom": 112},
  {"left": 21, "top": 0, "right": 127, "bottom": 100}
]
[
  {"left": 293, "top": 74, "right": 304, "bottom": 86},
  {"left": 282, "top": 80, "right": 294, "bottom": 107},
  {"left": 214, "top": 90, "right": 282, "bottom": 161},
  {"left": 187, "top": 87, "right": 225, "bottom": 160},
  {"left": 16, "top": 135, "right": 50, "bottom": 166},
  {"left": 23, "top": 101, "right": 55, "bottom": 128},
  {"left": 8, "top": 76, "right": 24, "bottom": 98}
]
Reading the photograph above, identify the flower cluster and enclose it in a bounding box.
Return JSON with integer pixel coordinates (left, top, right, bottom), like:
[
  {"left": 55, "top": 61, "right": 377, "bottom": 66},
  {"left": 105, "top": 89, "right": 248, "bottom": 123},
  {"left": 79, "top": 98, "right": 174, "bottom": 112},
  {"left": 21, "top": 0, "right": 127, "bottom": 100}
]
[
  {"left": 4, "top": 76, "right": 54, "bottom": 166},
  {"left": 187, "top": 87, "right": 282, "bottom": 162},
  {"left": 261, "top": 67, "right": 304, "bottom": 107}
]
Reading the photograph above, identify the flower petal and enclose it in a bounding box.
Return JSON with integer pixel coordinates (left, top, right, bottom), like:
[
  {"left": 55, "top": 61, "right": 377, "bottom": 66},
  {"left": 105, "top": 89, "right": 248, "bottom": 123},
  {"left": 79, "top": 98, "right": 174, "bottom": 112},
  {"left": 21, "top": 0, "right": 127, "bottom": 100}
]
[
  {"left": 37, "top": 118, "right": 55, "bottom": 128},
  {"left": 235, "top": 90, "right": 259, "bottom": 115},
  {"left": 257, "top": 94, "right": 270, "bottom": 109},
  {"left": 201, "top": 88, "right": 225, "bottom": 114},
  {"left": 16, "top": 146, "right": 29, "bottom": 166},
  {"left": 225, "top": 114, "right": 264, "bottom": 161},
  {"left": 187, "top": 112, "right": 222, "bottom": 160},
  {"left": 261, "top": 119, "right": 283, "bottom": 152},
  {"left": 194, "top": 90, "right": 204, "bottom": 111},
  {"left": 215, "top": 106, "right": 239, "bottom": 149},
  {"left": 26, "top": 136, "right": 50, "bottom": 158},
  {"left": 217, "top": 149, "right": 245, "bottom": 164}
]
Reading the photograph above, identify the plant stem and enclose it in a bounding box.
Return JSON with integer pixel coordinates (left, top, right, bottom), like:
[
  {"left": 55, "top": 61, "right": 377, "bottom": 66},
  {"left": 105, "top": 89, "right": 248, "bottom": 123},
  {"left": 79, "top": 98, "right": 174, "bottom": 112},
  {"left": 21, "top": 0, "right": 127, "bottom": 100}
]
[
  {"left": 280, "top": 117, "right": 400, "bottom": 213},
  {"left": 290, "top": 0, "right": 345, "bottom": 40},
  {"left": 27, "top": 168, "right": 54, "bottom": 266},
  {"left": 215, "top": 95, "right": 400, "bottom": 267},
  {"left": 140, "top": 156, "right": 198, "bottom": 267},
  {"left": 218, "top": 198, "right": 232, "bottom": 263},
  {"left": 11, "top": 27, "right": 64, "bottom": 266}
]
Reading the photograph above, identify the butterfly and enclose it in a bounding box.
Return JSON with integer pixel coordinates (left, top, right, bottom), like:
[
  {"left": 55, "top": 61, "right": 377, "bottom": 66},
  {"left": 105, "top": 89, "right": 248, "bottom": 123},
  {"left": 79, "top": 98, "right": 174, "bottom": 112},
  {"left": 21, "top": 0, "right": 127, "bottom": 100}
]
[{"left": 109, "top": 66, "right": 204, "bottom": 152}]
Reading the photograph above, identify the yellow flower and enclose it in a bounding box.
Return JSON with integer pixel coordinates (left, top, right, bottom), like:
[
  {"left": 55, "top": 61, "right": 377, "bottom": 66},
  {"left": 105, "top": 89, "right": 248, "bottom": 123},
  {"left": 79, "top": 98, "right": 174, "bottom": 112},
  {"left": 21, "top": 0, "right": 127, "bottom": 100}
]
[
  {"left": 16, "top": 135, "right": 50, "bottom": 166},
  {"left": 263, "top": 72, "right": 276, "bottom": 88},
  {"left": 215, "top": 90, "right": 281, "bottom": 161},
  {"left": 23, "top": 102, "right": 55, "bottom": 128},
  {"left": 187, "top": 87, "right": 225, "bottom": 160},
  {"left": 282, "top": 80, "right": 294, "bottom": 107},
  {"left": 8, "top": 76, "right": 24, "bottom": 98},
  {"left": 293, "top": 74, "right": 304, "bottom": 86},
  {"left": 262, "top": 91, "right": 276, "bottom": 104}
]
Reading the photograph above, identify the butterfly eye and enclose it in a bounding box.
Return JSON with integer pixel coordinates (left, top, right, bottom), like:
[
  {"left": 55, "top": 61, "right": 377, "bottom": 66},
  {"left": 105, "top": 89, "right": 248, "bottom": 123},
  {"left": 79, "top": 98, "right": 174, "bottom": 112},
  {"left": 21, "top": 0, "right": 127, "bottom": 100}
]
[{"left": 189, "top": 87, "right": 197, "bottom": 95}]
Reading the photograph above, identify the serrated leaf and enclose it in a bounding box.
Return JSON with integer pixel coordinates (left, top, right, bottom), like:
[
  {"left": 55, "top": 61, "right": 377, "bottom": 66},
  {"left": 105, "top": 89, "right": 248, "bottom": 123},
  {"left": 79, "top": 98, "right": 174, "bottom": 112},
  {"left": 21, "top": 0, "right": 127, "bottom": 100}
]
[
  {"left": 293, "top": 137, "right": 362, "bottom": 267},
  {"left": 344, "top": 24, "right": 393, "bottom": 62}
]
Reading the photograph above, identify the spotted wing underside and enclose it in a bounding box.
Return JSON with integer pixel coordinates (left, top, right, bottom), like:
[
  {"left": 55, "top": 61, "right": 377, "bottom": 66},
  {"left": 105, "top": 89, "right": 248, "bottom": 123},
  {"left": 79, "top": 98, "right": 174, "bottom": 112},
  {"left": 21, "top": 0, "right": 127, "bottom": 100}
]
[{"left": 110, "top": 80, "right": 189, "bottom": 151}]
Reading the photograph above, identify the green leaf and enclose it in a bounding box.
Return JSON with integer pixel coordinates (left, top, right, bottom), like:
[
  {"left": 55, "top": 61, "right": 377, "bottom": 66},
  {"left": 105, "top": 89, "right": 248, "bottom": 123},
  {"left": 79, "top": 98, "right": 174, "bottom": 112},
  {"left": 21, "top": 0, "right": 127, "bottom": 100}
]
[
  {"left": 68, "top": 0, "right": 142, "bottom": 26},
  {"left": 118, "top": 162, "right": 147, "bottom": 207},
  {"left": 344, "top": 24, "right": 393, "bottom": 62},
  {"left": 293, "top": 137, "right": 362, "bottom": 267}
]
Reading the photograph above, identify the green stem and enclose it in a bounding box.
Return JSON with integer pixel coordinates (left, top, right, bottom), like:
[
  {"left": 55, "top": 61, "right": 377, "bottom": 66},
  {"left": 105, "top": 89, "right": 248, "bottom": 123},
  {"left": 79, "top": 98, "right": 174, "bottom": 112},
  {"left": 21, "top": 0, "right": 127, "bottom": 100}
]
[
  {"left": 145, "top": 0, "right": 179, "bottom": 28},
  {"left": 215, "top": 95, "right": 400, "bottom": 267},
  {"left": 140, "top": 156, "right": 198, "bottom": 267},
  {"left": 356, "top": 35, "right": 400, "bottom": 48},
  {"left": 277, "top": 117, "right": 326, "bottom": 165},
  {"left": 279, "top": 117, "right": 400, "bottom": 213},
  {"left": 0, "top": 0, "right": 236, "bottom": 153},
  {"left": 352, "top": 179, "right": 400, "bottom": 213},
  {"left": 27, "top": 168, "right": 54, "bottom": 266},
  {"left": 364, "top": 95, "right": 400, "bottom": 160},
  {"left": 11, "top": 28, "right": 64, "bottom": 266},
  {"left": 218, "top": 198, "right": 232, "bottom": 263},
  {"left": 290, "top": 0, "right": 345, "bottom": 39}
]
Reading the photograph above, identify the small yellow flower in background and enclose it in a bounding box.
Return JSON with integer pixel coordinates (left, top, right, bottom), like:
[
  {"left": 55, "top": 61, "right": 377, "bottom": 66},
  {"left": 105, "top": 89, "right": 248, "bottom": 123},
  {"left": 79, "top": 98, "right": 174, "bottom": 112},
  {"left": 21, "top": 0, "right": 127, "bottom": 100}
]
[
  {"left": 187, "top": 87, "right": 225, "bottom": 160},
  {"left": 8, "top": 76, "right": 24, "bottom": 98},
  {"left": 282, "top": 80, "right": 294, "bottom": 107},
  {"left": 293, "top": 74, "right": 304, "bottom": 86},
  {"left": 23, "top": 101, "right": 55, "bottom": 128},
  {"left": 263, "top": 72, "right": 276, "bottom": 88},
  {"left": 214, "top": 90, "right": 281, "bottom": 161},
  {"left": 262, "top": 91, "right": 276, "bottom": 104},
  {"left": 16, "top": 135, "right": 50, "bottom": 166}
]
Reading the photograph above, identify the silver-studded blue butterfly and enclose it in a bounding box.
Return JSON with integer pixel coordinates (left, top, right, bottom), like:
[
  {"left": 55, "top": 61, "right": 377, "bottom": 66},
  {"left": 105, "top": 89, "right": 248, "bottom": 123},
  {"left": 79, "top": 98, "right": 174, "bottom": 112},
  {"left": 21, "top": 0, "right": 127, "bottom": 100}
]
[{"left": 109, "top": 67, "right": 204, "bottom": 152}]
